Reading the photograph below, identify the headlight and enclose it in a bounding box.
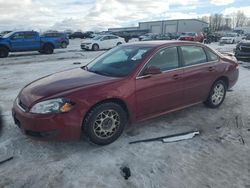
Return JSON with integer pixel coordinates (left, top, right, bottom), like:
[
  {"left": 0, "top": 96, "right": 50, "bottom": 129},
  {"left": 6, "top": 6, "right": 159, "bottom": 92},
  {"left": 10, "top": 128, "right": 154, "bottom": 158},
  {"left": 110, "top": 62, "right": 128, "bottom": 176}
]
[{"left": 30, "top": 98, "right": 74, "bottom": 114}]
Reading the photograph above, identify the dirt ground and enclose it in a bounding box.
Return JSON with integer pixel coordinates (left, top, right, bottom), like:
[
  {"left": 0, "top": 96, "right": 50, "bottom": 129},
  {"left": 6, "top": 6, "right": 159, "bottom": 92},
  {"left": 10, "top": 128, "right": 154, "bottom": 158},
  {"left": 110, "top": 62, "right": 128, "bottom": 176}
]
[{"left": 0, "top": 40, "right": 249, "bottom": 188}]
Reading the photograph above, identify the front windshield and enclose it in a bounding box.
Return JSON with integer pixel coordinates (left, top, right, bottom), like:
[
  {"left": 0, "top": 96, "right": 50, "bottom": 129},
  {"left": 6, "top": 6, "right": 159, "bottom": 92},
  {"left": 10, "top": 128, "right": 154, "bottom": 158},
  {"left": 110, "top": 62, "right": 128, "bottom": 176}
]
[
  {"left": 86, "top": 45, "right": 153, "bottom": 77},
  {"left": 2, "top": 31, "right": 15, "bottom": 38},
  {"left": 182, "top": 32, "right": 195, "bottom": 36},
  {"left": 93, "top": 35, "right": 103, "bottom": 40}
]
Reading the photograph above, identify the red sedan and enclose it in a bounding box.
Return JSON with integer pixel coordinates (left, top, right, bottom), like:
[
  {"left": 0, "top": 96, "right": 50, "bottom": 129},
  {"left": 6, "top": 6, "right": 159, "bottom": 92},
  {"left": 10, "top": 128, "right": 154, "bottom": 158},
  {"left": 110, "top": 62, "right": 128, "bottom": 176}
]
[
  {"left": 179, "top": 32, "right": 204, "bottom": 42},
  {"left": 12, "top": 41, "right": 239, "bottom": 145}
]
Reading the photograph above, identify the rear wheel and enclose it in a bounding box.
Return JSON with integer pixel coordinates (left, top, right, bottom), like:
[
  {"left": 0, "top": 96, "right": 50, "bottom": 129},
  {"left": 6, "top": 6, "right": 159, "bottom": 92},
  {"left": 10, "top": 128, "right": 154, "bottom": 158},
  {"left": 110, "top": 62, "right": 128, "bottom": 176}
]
[
  {"left": 117, "top": 42, "right": 122, "bottom": 46},
  {"left": 92, "top": 44, "right": 99, "bottom": 51},
  {"left": 43, "top": 44, "right": 54, "bottom": 54},
  {"left": 204, "top": 80, "right": 227, "bottom": 108},
  {"left": 83, "top": 102, "right": 127, "bottom": 145},
  {"left": 61, "top": 42, "right": 67, "bottom": 48},
  {"left": 0, "top": 47, "right": 9, "bottom": 58}
]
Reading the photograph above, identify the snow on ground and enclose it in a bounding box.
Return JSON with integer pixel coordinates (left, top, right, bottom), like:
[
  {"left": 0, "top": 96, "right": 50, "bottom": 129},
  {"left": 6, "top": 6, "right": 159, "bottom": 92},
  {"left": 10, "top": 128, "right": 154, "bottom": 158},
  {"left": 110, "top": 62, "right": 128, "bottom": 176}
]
[{"left": 0, "top": 40, "right": 250, "bottom": 188}]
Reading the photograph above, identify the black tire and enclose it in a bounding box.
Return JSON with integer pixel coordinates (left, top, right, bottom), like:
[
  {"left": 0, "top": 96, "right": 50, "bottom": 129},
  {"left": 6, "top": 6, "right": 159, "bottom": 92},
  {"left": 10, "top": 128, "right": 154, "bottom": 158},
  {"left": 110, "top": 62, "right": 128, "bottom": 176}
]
[
  {"left": 61, "top": 42, "right": 67, "bottom": 48},
  {"left": 0, "top": 47, "right": 9, "bottom": 58},
  {"left": 92, "top": 44, "right": 99, "bottom": 51},
  {"left": 83, "top": 102, "right": 127, "bottom": 145},
  {"left": 204, "top": 80, "right": 227, "bottom": 108},
  {"left": 43, "top": 44, "right": 54, "bottom": 54},
  {"left": 117, "top": 42, "right": 122, "bottom": 46}
]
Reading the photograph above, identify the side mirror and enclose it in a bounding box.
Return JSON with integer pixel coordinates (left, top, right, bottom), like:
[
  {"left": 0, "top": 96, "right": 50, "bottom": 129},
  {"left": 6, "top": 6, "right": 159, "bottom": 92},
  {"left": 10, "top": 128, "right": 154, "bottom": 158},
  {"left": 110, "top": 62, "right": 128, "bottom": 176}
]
[{"left": 144, "top": 66, "right": 162, "bottom": 75}]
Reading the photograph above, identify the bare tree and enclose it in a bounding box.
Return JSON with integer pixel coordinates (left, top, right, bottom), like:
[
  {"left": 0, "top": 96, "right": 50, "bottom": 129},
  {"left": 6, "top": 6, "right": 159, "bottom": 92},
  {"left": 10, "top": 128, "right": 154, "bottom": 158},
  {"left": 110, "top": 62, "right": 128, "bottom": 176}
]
[{"left": 235, "top": 11, "right": 247, "bottom": 27}]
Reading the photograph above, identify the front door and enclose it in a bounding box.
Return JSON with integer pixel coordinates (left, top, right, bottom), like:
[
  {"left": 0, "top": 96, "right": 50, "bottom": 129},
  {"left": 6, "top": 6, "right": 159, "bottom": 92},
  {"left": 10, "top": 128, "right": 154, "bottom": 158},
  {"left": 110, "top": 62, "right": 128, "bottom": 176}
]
[
  {"left": 135, "top": 46, "right": 184, "bottom": 119},
  {"left": 10, "top": 32, "right": 25, "bottom": 51}
]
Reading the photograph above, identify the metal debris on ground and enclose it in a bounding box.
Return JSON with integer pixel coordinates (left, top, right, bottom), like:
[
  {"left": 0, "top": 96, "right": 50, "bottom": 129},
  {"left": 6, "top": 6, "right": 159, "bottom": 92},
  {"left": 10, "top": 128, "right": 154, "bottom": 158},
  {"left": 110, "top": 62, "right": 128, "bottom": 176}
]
[
  {"left": 120, "top": 166, "right": 131, "bottom": 180},
  {"left": 129, "top": 130, "right": 200, "bottom": 144},
  {"left": 73, "top": 62, "right": 81, "bottom": 65}
]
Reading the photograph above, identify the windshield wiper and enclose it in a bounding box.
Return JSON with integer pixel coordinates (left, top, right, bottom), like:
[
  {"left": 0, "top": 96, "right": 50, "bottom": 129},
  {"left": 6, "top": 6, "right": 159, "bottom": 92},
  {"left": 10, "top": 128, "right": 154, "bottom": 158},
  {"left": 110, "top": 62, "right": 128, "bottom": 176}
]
[
  {"left": 81, "top": 65, "right": 88, "bottom": 70},
  {"left": 88, "top": 69, "right": 112, "bottom": 76}
]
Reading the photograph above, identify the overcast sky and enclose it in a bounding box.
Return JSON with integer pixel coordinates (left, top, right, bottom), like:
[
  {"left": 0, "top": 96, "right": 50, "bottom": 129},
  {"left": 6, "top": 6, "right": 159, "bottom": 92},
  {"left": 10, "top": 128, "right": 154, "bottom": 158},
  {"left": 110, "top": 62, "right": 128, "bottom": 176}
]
[{"left": 0, "top": 0, "right": 249, "bottom": 32}]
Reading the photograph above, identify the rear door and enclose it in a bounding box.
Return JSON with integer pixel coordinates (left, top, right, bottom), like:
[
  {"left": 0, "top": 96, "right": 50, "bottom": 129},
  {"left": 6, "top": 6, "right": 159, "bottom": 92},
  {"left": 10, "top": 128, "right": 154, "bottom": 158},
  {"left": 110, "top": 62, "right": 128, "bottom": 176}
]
[
  {"left": 99, "top": 36, "right": 110, "bottom": 49},
  {"left": 23, "top": 32, "right": 40, "bottom": 50},
  {"left": 180, "top": 45, "right": 219, "bottom": 105},
  {"left": 135, "top": 46, "right": 184, "bottom": 119}
]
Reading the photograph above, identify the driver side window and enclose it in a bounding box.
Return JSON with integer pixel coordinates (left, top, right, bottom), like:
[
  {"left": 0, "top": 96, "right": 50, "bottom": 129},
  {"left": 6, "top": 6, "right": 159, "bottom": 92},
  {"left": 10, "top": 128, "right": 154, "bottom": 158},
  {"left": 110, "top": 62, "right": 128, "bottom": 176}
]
[
  {"left": 143, "top": 47, "right": 179, "bottom": 73},
  {"left": 12, "top": 33, "right": 24, "bottom": 40}
]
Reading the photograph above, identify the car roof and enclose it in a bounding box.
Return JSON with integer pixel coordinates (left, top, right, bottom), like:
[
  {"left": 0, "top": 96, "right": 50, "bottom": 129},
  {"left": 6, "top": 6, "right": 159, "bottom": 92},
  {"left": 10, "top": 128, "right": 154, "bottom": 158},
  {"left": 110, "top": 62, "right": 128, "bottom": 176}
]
[{"left": 122, "top": 40, "right": 205, "bottom": 48}]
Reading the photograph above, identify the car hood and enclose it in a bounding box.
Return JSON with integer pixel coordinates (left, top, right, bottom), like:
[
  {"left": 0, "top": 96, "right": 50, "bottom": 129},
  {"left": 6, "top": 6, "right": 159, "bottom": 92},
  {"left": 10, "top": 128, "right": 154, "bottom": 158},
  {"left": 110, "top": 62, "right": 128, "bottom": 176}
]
[
  {"left": 19, "top": 68, "right": 119, "bottom": 107},
  {"left": 81, "top": 39, "right": 95, "bottom": 44}
]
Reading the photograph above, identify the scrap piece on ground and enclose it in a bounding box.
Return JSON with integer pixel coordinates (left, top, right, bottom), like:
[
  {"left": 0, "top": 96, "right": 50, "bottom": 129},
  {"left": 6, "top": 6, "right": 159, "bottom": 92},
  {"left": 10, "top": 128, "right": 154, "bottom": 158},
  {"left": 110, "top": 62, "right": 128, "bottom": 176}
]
[
  {"left": 162, "top": 131, "right": 200, "bottom": 143},
  {"left": 129, "top": 130, "right": 200, "bottom": 144},
  {"left": 120, "top": 166, "right": 131, "bottom": 180},
  {"left": 0, "top": 155, "right": 13, "bottom": 165}
]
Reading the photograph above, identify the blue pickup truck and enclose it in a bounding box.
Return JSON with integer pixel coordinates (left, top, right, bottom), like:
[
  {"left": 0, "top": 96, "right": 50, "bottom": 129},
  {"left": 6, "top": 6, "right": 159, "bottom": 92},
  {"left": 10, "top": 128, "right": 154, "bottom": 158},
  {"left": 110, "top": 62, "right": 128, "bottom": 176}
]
[{"left": 0, "top": 31, "right": 64, "bottom": 58}]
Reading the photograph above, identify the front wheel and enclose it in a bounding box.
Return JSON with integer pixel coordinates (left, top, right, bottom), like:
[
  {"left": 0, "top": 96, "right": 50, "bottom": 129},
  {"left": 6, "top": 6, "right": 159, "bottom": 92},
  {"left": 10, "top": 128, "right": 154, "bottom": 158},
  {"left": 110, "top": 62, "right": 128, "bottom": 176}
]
[
  {"left": 117, "top": 42, "right": 122, "bottom": 46},
  {"left": 204, "top": 80, "right": 227, "bottom": 108},
  {"left": 0, "top": 47, "right": 9, "bottom": 58},
  {"left": 83, "top": 102, "right": 127, "bottom": 145},
  {"left": 92, "top": 44, "right": 99, "bottom": 51}
]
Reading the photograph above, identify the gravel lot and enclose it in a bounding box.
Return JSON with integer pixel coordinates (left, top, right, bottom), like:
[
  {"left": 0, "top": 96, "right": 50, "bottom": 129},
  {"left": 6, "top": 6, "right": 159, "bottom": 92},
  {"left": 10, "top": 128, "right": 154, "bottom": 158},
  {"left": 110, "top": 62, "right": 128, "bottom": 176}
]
[{"left": 0, "top": 39, "right": 250, "bottom": 188}]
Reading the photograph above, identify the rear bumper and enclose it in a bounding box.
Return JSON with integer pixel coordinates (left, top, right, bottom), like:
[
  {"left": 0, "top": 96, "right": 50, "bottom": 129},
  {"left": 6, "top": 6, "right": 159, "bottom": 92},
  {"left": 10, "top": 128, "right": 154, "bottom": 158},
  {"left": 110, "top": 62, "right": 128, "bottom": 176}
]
[
  {"left": 228, "top": 68, "right": 239, "bottom": 89},
  {"left": 12, "top": 100, "right": 83, "bottom": 140}
]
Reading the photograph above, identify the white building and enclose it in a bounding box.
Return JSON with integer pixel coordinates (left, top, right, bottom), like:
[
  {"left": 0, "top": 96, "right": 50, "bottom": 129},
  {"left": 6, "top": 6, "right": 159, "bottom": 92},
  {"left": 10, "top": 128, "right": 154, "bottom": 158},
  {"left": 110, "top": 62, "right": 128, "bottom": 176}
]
[{"left": 108, "top": 19, "right": 208, "bottom": 34}]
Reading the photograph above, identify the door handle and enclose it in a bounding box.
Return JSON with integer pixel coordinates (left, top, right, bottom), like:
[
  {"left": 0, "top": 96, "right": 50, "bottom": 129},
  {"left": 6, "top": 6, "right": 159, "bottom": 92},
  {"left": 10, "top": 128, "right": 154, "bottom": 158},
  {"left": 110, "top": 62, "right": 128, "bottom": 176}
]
[
  {"left": 208, "top": 67, "right": 215, "bottom": 71},
  {"left": 172, "top": 74, "right": 180, "bottom": 80}
]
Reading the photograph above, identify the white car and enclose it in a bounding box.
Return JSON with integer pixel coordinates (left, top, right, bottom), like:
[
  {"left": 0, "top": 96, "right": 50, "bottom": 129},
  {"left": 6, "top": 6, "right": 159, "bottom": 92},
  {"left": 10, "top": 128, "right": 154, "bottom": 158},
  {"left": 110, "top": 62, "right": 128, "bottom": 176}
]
[
  {"left": 219, "top": 33, "right": 243, "bottom": 44},
  {"left": 81, "top": 35, "right": 125, "bottom": 51}
]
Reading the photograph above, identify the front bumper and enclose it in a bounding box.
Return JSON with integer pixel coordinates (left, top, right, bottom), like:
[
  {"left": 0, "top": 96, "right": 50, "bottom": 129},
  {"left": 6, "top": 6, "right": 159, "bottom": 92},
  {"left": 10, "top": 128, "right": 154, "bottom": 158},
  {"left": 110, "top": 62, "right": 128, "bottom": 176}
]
[
  {"left": 12, "top": 100, "right": 83, "bottom": 140},
  {"left": 81, "top": 44, "right": 91, "bottom": 50}
]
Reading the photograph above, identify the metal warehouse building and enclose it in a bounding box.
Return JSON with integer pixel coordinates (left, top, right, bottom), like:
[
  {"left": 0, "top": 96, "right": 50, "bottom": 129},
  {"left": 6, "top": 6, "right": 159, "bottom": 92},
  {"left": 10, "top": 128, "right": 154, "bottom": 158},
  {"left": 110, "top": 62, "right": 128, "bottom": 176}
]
[{"left": 108, "top": 19, "right": 208, "bottom": 34}]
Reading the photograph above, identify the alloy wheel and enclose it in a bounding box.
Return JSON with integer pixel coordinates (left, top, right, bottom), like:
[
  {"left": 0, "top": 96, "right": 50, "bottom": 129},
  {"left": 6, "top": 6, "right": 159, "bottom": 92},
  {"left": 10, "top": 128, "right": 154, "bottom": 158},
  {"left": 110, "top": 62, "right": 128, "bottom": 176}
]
[{"left": 93, "top": 110, "right": 120, "bottom": 139}]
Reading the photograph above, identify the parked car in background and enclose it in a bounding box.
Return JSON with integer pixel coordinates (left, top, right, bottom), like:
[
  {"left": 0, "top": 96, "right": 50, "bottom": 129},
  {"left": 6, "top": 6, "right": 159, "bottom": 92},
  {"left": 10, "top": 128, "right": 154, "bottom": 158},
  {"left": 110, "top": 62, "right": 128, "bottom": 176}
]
[
  {"left": 13, "top": 41, "right": 239, "bottom": 145},
  {"left": 41, "top": 32, "right": 69, "bottom": 48},
  {"left": 178, "top": 32, "right": 204, "bottom": 42},
  {"left": 0, "top": 31, "right": 62, "bottom": 58},
  {"left": 0, "top": 31, "right": 12, "bottom": 37},
  {"left": 139, "top": 33, "right": 158, "bottom": 41},
  {"left": 219, "top": 33, "right": 242, "bottom": 44},
  {"left": 235, "top": 34, "right": 250, "bottom": 60},
  {"left": 155, "top": 34, "right": 171, "bottom": 40},
  {"left": 81, "top": 35, "right": 125, "bottom": 51},
  {"left": 69, "top": 31, "right": 94, "bottom": 39},
  {"left": 69, "top": 32, "right": 85, "bottom": 39}
]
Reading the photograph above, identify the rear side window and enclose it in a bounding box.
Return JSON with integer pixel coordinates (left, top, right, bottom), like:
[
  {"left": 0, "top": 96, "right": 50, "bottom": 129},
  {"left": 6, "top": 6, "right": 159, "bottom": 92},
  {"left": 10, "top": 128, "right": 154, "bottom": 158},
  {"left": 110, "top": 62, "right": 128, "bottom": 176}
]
[
  {"left": 109, "top": 36, "right": 118, "bottom": 39},
  {"left": 181, "top": 46, "right": 207, "bottom": 66},
  {"left": 25, "top": 32, "right": 37, "bottom": 39},
  {"left": 146, "top": 47, "right": 179, "bottom": 71},
  {"left": 206, "top": 49, "right": 218, "bottom": 61}
]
